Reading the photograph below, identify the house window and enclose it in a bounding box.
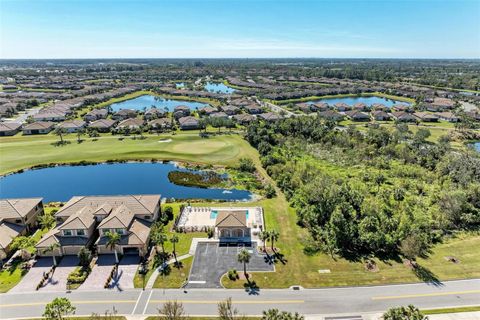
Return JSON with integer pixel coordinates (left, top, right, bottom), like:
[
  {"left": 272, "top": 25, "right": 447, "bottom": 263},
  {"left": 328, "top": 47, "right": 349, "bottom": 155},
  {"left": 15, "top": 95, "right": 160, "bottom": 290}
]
[
  {"left": 115, "top": 229, "right": 124, "bottom": 235},
  {"left": 63, "top": 230, "right": 72, "bottom": 236},
  {"left": 144, "top": 215, "right": 152, "bottom": 220},
  {"left": 15, "top": 219, "right": 22, "bottom": 224},
  {"left": 77, "top": 230, "right": 85, "bottom": 236}
]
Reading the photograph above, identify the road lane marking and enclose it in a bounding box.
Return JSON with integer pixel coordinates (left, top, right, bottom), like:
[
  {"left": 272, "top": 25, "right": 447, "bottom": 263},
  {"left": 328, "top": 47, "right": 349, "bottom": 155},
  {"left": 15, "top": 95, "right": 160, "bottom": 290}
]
[
  {"left": 149, "top": 300, "right": 304, "bottom": 304},
  {"left": 143, "top": 290, "right": 153, "bottom": 315},
  {"left": 372, "top": 289, "right": 480, "bottom": 300},
  {"left": 132, "top": 290, "right": 144, "bottom": 314},
  {"left": 0, "top": 300, "right": 136, "bottom": 308}
]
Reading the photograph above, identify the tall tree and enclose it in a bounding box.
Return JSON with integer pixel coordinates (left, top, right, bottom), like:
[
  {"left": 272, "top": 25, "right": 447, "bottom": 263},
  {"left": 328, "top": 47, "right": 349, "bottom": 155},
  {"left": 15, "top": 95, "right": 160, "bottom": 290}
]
[
  {"left": 43, "top": 297, "right": 76, "bottom": 320},
  {"left": 237, "top": 248, "right": 251, "bottom": 279},
  {"left": 158, "top": 300, "right": 185, "bottom": 320},
  {"left": 269, "top": 230, "right": 279, "bottom": 253},
  {"left": 43, "top": 243, "right": 61, "bottom": 266},
  {"left": 259, "top": 230, "right": 270, "bottom": 254},
  {"left": 105, "top": 231, "right": 121, "bottom": 263},
  {"left": 170, "top": 234, "right": 179, "bottom": 266}
]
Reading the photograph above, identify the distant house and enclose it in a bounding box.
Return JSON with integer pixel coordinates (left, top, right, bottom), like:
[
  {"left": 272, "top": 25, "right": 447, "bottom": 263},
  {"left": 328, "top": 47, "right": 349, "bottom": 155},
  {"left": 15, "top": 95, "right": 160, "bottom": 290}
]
[
  {"left": 390, "top": 112, "right": 418, "bottom": 122},
  {"left": 22, "top": 121, "right": 56, "bottom": 135},
  {"left": 414, "top": 112, "right": 439, "bottom": 122},
  {"left": 84, "top": 108, "right": 108, "bottom": 122},
  {"left": 345, "top": 110, "right": 370, "bottom": 121},
  {"left": 33, "top": 111, "right": 66, "bottom": 122},
  {"left": 0, "top": 198, "right": 44, "bottom": 257},
  {"left": 371, "top": 110, "right": 391, "bottom": 121},
  {"left": 117, "top": 118, "right": 144, "bottom": 130},
  {"left": 173, "top": 105, "right": 191, "bottom": 119},
  {"left": 0, "top": 122, "right": 22, "bottom": 136},
  {"left": 112, "top": 109, "right": 137, "bottom": 120},
  {"left": 353, "top": 102, "right": 369, "bottom": 111},
  {"left": 311, "top": 102, "right": 329, "bottom": 112},
  {"left": 259, "top": 112, "right": 282, "bottom": 122},
  {"left": 199, "top": 106, "right": 217, "bottom": 116},
  {"left": 220, "top": 105, "right": 240, "bottom": 115},
  {"left": 210, "top": 112, "right": 229, "bottom": 119},
  {"left": 318, "top": 110, "right": 344, "bottom": 121},
  {"left": 148, "top": 118, "right": 172, "bottom": 130},
  {"left": 432, "top": 97, "right": 455, "bottom": 110},
  {"left": 178, "top": 116, "right": 200, "bottom": 130},
  {"left": 243, "top": 104, "right": 263, "bottom": 114},
  {"left": 233, "top": 113, "right": 256, "bottom": 125},
  {"left": 88, "top": 119, "right": 116, "bottom": 132},
  {"left": 437, "top": 112, "right": 459, "bottom": 122},
  {"left": 371, "top": 103, "right": 388, "bottom": 111},
  {"left": 57, "top": 120, "right": 86, "bottom": 133},
  {"left": 391, "top": 104, "right": 411, "bottom": 112},
  {"left": 144, "top": 107, "right": 165, "bottom": 120},
  {"left": 334, "top": 102, "right": 351, "bottom": 111}
]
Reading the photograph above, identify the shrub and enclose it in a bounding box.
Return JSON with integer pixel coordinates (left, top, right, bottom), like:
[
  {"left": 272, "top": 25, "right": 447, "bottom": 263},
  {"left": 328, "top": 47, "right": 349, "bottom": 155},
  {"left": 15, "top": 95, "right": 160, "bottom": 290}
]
[{"left": 228, "top": 269, "right": 238, "bottom": 280}]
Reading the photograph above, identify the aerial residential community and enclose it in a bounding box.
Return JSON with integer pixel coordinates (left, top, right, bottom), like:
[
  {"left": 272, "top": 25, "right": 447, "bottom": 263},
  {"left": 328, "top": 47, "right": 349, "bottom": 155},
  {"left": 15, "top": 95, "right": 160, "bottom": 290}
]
[{"left": 0, "top": 1, "right": 479, "bottom": 320}]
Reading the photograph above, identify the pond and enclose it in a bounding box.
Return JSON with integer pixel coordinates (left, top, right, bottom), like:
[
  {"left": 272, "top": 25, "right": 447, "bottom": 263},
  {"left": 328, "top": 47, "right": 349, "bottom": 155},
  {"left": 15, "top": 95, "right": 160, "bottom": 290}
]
[
  {"left": 204, "top": 82, "right": 236, "bottom": 94},
  {"left": 110, "top": 95, "right": 207, "bottom": 112},
  {"left": 470, "top": 142, "right": 480, "bottom": 152},
  {"left": 0, "top": 163, "right": 253, "bottom": 202},
  {"left": 310, "top": 95, "right": 411, "bottom": 107}
]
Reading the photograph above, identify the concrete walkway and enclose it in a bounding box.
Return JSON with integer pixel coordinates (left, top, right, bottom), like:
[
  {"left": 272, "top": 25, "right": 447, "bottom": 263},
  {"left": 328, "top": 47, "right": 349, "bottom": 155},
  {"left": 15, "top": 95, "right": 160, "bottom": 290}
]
[{"left": 145, "top": 253, "right": 191, "bottom": 288}]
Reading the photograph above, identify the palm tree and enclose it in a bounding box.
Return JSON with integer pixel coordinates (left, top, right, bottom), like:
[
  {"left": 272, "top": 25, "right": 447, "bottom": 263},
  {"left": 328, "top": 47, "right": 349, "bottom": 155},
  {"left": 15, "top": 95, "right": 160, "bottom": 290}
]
[
  {"left": 105, "top": 231, "right": 121, "bottom": 263},
  {"left": 43, "top": 243, "right": 61, "bottom": 266},
  {"left": 38, "top": 213, "right": 56, "bottom": 231},
  {"left": 269, "top": 230, "right": 279, "bottom": 253},
  {"left": 259, "top": 230, "right": 270, "bottom": 254},
  {"left": 76, "top": 128, "right": 85, "bottom": 143},
  {"left": 237, "top": 248, "right": 251, "bottom": 279},
  {"left": 54, "top": 127, "right": 67, "bottom": 144},
  {"left": 170, "top": 234, "right": 179, "bottom": 266}
]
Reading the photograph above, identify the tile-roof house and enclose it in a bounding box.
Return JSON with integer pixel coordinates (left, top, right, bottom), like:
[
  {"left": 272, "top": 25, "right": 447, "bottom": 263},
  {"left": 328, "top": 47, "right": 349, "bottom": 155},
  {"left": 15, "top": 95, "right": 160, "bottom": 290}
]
[
  {"left": 199, "top": 106, "right": 217, "bottom": 116},
  {"left": 210, "top": 112, "right": 229, "bottom": 119},
  {"left": 345, "top": 110, "right": 370, "bottom": 121},
  {"left": 353, "top": 102, "right": 369, "bottom": 111},
  {"left": 390, "top": 112, "right": 418, "bottom": 122},
  {"left": 437, "top": 112, "right": 460, "bottom": 122},
  {"left": 22, "top": 121, "right": 56, "bottom": 135},
  {"left": 37, "top": 195, "right": 161, "bottom": 257},
  {"left": 0, "top": 198, "right": 44, "bottom": 256},
  {"left": 311, "top": 102, "right": 329, "bottom": 112},
  {"left": 173, "top": 105, "right": 191, "bottom": 119},
  {"left": 334, "top": 102, "right": 351, "bottom": 112},
  {"left": 148, "top": 118, "right": 172, "bottom": 130},
  {"left": 414, "top": 112, "right": 439, "bottom": 122},
  {"left": 215, "top": 210, "right": 250, "bottom": 239},
  {"left": 243, "top": 104, "right": 263, "bottom": 114},
  {"left": 233, "top": 113, "right": 256, "bottom": 125},
  {"left": 318, "top": 110, "right": 344, "bottom": 121},
  {"left": 220, "top": 105, "right": 240, "bottom": 115},
  {"left": 144, "top": 107, "right": 165, "bottom": 120},
  {"left": 84, "top": 108, "right": 108, "bottom": 122},
  {"left": 112, "top": 109, "right": 137, "bottom": 120},
  {"left": 57, "top": 120, "right": 86, "bottom": 133},
  {"left": 88, "top": 119, "right": 116, "bottom": 132},
  {"left": 259, "top": 112, "right": 282, "bottom": 122},
  {"left": 178, "top": 116, "right": 200, "bottom": 130},
  {"left": 0, "top": 122, "right": 22, "bottom": 136},
  {"left": 371, "top": 110, "right": 391, "bottom": 121},
  {"left": 117, "top": 118, "right": 144, "bottom": 129}
]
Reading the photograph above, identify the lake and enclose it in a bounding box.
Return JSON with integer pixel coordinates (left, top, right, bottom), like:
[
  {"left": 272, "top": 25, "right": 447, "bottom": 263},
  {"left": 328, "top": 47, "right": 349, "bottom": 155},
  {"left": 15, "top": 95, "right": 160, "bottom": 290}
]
[
  {"left": 0, "top": 163, "right": 253, "bottom": 202},
  {"left": 110, "top": 95, "right": 207, "bottom": 112},
  {"left": 204, "top": 82, "right": 236, "bottom": 94},
  {"left": 311, "top": 96, "right": 411, "bottom": 107},
  {"left": 471, "top": 142, "right": 480, "bottom": 152}
]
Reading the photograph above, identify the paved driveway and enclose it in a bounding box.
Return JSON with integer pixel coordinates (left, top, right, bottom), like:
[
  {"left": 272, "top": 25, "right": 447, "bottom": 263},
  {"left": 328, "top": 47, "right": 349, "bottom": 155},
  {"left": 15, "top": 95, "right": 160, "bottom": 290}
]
[
  {"left": 187, "top": 242, "right": 274, "bottom": 288},
  {"left": 41, "top": 255, "right": 79, "bottom": 291},
  {"left": 9, "top": 257, "right": 53, "bottom": 292},
  {"left": 78, "top": 254, "right": 116, "bottom": 290},
  {"left": 109, "top": 255, "right": 140, "bottom": 291}
]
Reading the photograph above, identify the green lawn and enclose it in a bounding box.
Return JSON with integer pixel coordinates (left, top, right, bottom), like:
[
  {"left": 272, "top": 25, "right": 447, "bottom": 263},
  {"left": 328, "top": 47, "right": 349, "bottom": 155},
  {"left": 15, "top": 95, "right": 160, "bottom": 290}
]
[
  {"left": 152, "top": 256, "right": 193, "bottom": 288},
  {"left": 0, "top": 132, "right": 258, "bottom": 175}
]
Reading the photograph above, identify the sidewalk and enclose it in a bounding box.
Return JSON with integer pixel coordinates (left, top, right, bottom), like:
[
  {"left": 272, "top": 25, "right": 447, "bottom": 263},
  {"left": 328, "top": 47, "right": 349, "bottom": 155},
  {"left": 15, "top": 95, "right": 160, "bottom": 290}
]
[{"left": 145, "top": 253, "right": 191, "bottom": 289}]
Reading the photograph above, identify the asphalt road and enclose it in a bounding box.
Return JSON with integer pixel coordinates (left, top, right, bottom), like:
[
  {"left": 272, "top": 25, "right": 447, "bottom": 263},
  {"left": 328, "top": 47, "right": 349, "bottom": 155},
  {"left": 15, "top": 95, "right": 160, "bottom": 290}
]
[{"left": 0, "top": 279, "right": 479, "bottom": 319}]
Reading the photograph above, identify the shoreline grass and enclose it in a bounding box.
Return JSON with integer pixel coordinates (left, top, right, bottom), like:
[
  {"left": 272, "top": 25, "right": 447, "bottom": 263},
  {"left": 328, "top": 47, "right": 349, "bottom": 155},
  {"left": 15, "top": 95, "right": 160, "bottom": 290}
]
[{"left": 271, "top": 92, "right": 415, "bottom": 105}]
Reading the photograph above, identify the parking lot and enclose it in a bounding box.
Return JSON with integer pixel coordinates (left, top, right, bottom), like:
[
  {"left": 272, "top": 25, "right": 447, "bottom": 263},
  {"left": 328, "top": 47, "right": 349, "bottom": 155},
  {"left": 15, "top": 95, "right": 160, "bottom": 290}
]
[{"left": 187, "top": 242, "right": 274, "bottom": 288}]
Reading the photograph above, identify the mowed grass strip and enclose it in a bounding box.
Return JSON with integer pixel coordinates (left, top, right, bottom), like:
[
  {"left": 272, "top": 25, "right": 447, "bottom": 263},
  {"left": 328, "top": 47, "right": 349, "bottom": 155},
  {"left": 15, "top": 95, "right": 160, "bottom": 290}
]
[{"left": 0, "top": 132, "right": 258, "bottom": 175}]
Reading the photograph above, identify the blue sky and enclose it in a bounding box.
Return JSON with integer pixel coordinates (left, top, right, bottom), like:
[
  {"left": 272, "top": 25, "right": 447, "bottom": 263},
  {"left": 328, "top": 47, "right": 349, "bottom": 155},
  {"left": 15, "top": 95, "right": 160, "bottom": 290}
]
[{"left": 1, "top": 0, "right": 479, "bottom": 59}]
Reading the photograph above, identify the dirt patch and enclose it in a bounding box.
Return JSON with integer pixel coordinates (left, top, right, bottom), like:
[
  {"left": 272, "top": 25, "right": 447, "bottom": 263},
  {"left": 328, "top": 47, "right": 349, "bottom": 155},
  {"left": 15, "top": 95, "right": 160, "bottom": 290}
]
[
  {"left": 365, "top": 260, "right": 379, "bottom": 272},
  {"left": 444, "top": 256, "right": 460, "bottom": 264}
]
